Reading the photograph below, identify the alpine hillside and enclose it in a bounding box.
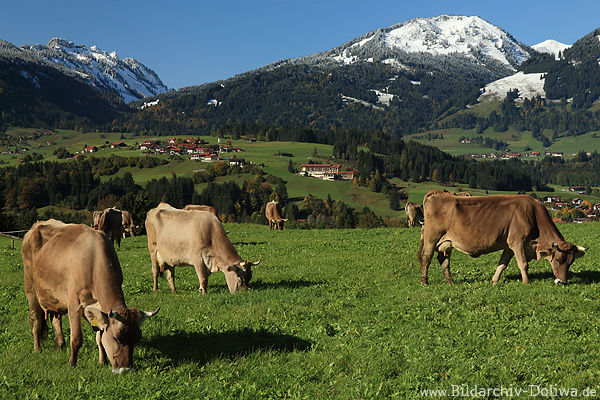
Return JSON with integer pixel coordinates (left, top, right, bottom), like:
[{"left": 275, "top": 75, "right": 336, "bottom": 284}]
[
  {"left": 0, "top": 39, "right": 131, "bottom": 130},
  {"left": 120, "top": 15, "right": 532, "bottom": 136},
  {"left": 23, "top": 38, "right": 169, "bottom": 103}
]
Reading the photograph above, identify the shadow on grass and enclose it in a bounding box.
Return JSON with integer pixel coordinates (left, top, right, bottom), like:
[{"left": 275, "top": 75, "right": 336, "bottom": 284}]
[
  {"left": 231, "top": 241, "right": 267, "bottom": 246},
  {"left": 503, "top": 270, "right": 600, "bottom": 284},
  {"left": 144, "top": 328, "right": 311, "bottom": 365},
  {"left": 250, "top": 279, "right": 322, "bottom": 291}
]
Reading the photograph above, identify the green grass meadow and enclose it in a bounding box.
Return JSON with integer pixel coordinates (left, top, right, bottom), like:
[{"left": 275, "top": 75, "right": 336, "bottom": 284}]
[{"left": 2, "top": 222, "right": 600, "bottom": 398}]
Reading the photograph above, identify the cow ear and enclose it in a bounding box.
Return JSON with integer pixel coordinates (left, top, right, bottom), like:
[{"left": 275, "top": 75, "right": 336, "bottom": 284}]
[
  {"left": 574, "top": 245, "right": 587, "bottom": 259},
  {"left": 537, "top": 246, "right": 554, "bottom": 260},
  {"left": 84, "top": 305, "right": 109, "bottom": 330},
  {"left": 136, "top": 307, "right": 160, "bottom": 325}
]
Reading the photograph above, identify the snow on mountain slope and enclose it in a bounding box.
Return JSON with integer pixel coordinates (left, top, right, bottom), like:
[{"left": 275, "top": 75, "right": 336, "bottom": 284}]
[
  {"left": 22, "top": 38, "right": 169, "bottom": 103},
  {"left": 478, "top": 71, "right": 545, "bottom": 102},
  {"left": 383, "top": 15, "right": 528, "bottom": 66},
  {"left": 324, "top": 15, "right": 529, "bottom": 72},
  {"left": 532, "top": 39, "right": 570, "bottom": 59}
]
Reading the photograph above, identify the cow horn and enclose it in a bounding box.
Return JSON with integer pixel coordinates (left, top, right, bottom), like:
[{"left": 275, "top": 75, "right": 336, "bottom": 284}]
[
  {"left": 141, "top": 308, "right": 160, "bottom": 318},
  {"left": 576, "top": 245, "right": 587, "bottom": 252},
  {"left": 252, "top": 260, "right": 261, "bottom": 266}
]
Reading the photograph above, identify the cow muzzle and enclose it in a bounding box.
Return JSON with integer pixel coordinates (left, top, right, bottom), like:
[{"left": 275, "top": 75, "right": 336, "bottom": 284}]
[
  {"left": 554, "top": 279, "right": 567, "bottom": 285},
  {"left": 112, "top": 367, "right": 133, "bottom": 374}
]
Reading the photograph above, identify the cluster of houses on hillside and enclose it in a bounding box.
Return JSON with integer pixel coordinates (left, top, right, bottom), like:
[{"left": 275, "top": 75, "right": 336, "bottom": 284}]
[
  {"left": 468, "top": 151, "right": 564, "bottom": 159},
  {"left": 138, "top": 138, "right": 246, "bottom": 164},
  {"left": 298, "top": 163, "right": 354, "bottom": 181},
  {"left": 541, "top": 194, "right": 600, "bottom": 223}
]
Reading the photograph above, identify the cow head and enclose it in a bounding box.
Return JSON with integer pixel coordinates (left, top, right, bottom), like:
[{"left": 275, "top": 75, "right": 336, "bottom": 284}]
[
  {"left": 84, "top": 306, "right": 159, "bottom": 373},
  {"left": 539, "top": 242, "right": 586, "bottom": 284},
  {"left": 223, "top": 260, "right": 260, "bottom": 293},
  {"left": 275, "top": 218, "right": 288, "bottom": 230}
]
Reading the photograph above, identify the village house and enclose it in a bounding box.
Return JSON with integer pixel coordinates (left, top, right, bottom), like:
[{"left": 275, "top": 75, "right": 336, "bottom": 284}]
[
  {"left": 228, "top": 157, "right": 246, "bottom": 166},
  {"left": 111, "top": 142, "right": 126, "bottom": 149},
  {"left": 299, "top": 164, "right": 354, "bottom": 181},
  {"left": 84, "top": 146, "right": 98, "bottom": 153}
]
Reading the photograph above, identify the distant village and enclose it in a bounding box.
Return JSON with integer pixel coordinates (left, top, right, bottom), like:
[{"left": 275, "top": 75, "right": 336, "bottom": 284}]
[{"left": 542, "top": 187, "right": 600, "bottom": 224}]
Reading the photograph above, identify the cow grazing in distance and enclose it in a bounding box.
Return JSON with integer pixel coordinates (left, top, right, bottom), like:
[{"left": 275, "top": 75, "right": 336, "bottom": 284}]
[
  {"left": 22, "top": 219, "right": 158, "bottom": 372},
  {"left": 183, "top": 204, "right": 218, "bottom": 216},
  {"left": 405, "top": 202, "right": 424, "bottom": 227},
  {"left": 120, "top": 210, "right": 137, "bottom": 238},
  {"left": 145, "top": 202, "right": 260, "bottom": 294},
  {"left": 418, "top": 190, "right": 586, "bottom": 285},
  {"left": 95, "top": 208, "right": 125, "bottom": 249},
  {"left": 92, "top": 210, "right": 103, "bottom": 228},
  {"left": 454, "top": 191, "right": 472, "bottom": 196},
  {"left": 265, "top": 200, "right": 288, "bottom": 230}
]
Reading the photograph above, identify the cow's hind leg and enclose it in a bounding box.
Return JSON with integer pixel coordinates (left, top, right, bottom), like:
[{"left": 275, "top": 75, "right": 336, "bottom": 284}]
[
  {"left": 437, "top": 248, "right": 454, "bottom": 284},
  {"left": 27, "top": 295, "right": 46, "bottom": 352},
  {"left": 492, "top": 249, "right": 514, "bottom": 284},
  {"left": 418, "top": 240, "right": 436, "bottom": 285},
  {"left": 151, "top": 253, "right": 160, "bottom": 292},
  {"left": 50, "top": 312, "right": 65, "bottom": 350},
  {"left": 165, "top": 266, "right": 176, "bottom": 293}
]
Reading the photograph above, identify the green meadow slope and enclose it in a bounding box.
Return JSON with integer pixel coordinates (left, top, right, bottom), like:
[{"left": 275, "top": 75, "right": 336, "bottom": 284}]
[{"left": 1, "top": 222, "right": 599, "bottom": 399}]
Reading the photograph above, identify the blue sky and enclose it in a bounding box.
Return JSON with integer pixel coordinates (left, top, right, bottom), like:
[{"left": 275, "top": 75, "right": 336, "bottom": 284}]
[{"left": 2, "top": 1, "right": 599, "bottom": 89}]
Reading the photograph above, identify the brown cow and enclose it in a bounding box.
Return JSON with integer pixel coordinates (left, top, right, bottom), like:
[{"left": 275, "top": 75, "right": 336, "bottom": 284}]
[
  {"left": 265, "top": 200, "right": 287, "bottom": 230},
  {"left": 22, "top": 219, "right": 158, "bottom": 371},
  {"left": 405, "top": 202, "right": 424, "bottom": 227},
  {"left": 183, "top": 204, "right": 218, "bottom": 216},
  {"left": 145, "top": 202, "right": 260, "bottom": 294},
  {"left": 418, "top": 191, "right": 586, "bottom": 285},
  {"left": 95, "top": 208, "right": 125, "bottom": 249},
  {"left": 120, "top": 210, "right": 137, "bottom": 238}
]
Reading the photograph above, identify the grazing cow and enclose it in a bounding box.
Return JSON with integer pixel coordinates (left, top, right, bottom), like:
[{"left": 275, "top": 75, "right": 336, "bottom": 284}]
[
  {"left": 405, "top": 202, "right": 424, "bottom": 227},
  {"left": 418, "top": 190, "right": 586, "bottom": 285},
  {"left": 455, "top": 191, "right": 472, "bottom": 196},
  {"left": 92, "top": 210, "right": 103, "bottom": 228},
  {"left": 22, "top": 219, "right": 158, "bottom": 371},
  {"left": 96, "top": 208, "right": 125, "bottom": 249},
  {"left": 183, "top": 204, "right": 218, "bottom": 216},
  {"left": 145, "top": 202, "right": 260, "bottom": 294},
  {"left": 120, "top": 210, "right": 137, "bottom": 238},
  {"left": 265, "top": 200, "right": 288, "bottom": 230}
]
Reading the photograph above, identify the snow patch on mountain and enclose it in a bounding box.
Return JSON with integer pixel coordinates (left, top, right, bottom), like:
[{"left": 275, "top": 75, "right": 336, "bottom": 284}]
[
  {"left": 22, "top": 38, "right": 169, "bottom": 103},
  {"left": 532, "top": 39, "right": 570, "bottom": 59},
  {"left": 478, "top": 71, "right": 545, "bottom": 102}
]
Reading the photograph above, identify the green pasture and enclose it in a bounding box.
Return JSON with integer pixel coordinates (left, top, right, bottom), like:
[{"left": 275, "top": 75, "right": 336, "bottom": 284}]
[{"left": 2, "top": 222, "right": 600, "bottom": 398}]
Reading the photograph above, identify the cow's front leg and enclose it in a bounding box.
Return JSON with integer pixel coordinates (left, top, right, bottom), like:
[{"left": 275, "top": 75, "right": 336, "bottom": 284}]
[
  {"left": 67, "top": 304, "right": 84, "bottom": 366},
  {"left": 492, "top": 249, "right": 514, "bottom": 284},
  {"left": 193, "top": 263, "right": 209, "bottom": 294},
  {"left": 512, "top": 245, "right": 530, "bottom": 283},
  {"left": 96, "top": 331, "right": 107, "bottom": 365},
  {"left": 437, "top": 249, "right": 454, "bottom": 284}
]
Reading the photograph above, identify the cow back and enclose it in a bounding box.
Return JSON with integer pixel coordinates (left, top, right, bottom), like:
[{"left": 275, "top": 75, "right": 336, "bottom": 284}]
[{"left": 146, "top": 205, "right": 241, "bottom": 268}]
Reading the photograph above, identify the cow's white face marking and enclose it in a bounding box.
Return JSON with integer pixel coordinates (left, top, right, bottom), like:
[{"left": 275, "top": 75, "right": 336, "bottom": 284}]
[
  {"left": 113, "top": 367, "right": 132, "bottom": 374},
  {"left": 554, "top": 279, "right": 567, "bottom": 285}
]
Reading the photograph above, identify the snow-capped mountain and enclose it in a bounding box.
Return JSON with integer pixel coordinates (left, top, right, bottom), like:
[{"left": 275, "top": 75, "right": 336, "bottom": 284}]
[
  {"left": 532, "top": 39, "right": 570, "bottom": 59},
  {"left": 293, "top": 15, "right": 531, "bottom": 77},
  {"left": 22, "top": 38, "right": 169, "bottom": 103}
]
